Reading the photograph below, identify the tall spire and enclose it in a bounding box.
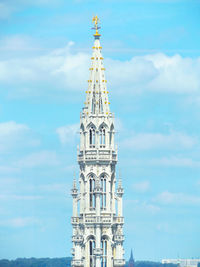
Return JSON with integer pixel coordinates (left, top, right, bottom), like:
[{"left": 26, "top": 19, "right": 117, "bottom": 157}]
[
  {"left": 72, "top": 17, "right": 125, "bottom": 267},
  {"left": 83, "top": 16, "right": 110, "bottom": 116},
  {"left": 130, "top": 249, "right": 133, "bottom": 261}
]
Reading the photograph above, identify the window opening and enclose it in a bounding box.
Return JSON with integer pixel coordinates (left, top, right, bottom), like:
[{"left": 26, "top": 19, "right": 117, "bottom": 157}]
[
  {"left": 101, "top": 175, "right": 106, "bottom": 210},
  {"left": 101, "top": 239, "right": 107, "bottom": 267},
  {"left": 100, "top": 126, "right": 106, "bottom": 147},
  {"left": 89, "top": 238, "right": 96, "bottom": 267},
  {"left": 89, "top": 127, "right": 95, "bottom": 147},
  {"left": 89, "top": 175, "right": 96, "bottom": 210}
]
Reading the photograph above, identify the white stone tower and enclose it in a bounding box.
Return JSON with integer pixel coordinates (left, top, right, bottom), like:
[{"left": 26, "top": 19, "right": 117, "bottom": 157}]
[{"left": 71, "top": 16, "right": 125, "bottom": 267}]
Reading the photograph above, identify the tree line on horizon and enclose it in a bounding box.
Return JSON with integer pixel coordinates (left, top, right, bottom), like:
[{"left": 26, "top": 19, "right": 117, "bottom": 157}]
[{"left": 0, "top": 257, "right": 179, "bottom": 267}]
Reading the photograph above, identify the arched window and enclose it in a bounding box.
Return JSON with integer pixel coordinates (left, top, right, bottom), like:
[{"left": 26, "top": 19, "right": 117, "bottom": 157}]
[
  {"left": 101, "top": 237, "right": 107, "bottom": 267},
  {"left": 101, "top": 175, "right": 106, "bottom": 210},
  {"left": 99, "top": 126, "right": 106, "bottom": 147},
  {"left": 89, "top": 237, "right": 95, "bottom": 267},
  {"left": 89, "top": 175, "right": 95, "bottom": 210},
  {"left": 89, "top": 127, "right": 95, "bottom": 147}
]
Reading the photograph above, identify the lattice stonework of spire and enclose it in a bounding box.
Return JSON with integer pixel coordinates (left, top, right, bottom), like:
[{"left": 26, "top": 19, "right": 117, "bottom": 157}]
[{"left": 71, "top": 16, "right": 125, "bottom": 267}]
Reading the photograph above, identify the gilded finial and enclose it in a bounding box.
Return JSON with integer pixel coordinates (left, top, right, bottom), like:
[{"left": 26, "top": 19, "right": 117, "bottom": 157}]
[{"left": 92, "top": 15, "right": 101, "bottom": 38}]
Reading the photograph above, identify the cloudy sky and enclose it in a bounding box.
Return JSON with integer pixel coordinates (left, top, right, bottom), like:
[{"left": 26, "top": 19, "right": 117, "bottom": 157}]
[{"left": 0, "top": 0, "right": 200, "bottom": 262}]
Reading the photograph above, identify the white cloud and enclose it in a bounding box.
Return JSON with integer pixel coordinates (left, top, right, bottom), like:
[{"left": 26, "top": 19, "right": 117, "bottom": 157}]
[
  {"left": 121, "top": 131, "right": 197, "bottom": 150},
  {"left": 0, "top": 121, "right": 40, "bottom": 153},
  {"left": 56, "top": 123, "right": 79, "bottom": 144},
  {"left": 145, "top": 54, "right": 200, "bottom": 93},
  {"left": 0, "top": 2, "right": 15, "bottom": 19},
  {"left": 144, "top": 203, "right": 160, "bottom": 214},
  {"left": 0, "top": 217, "right": 40, "bottom": 227},
  {"left": 0, "top": 35, "right": 40, "bottom": 53},
  {"left": 107, "top": 53, "right": 200, "bottom": 94},
  {"left": 129, "top": 157, "right": 200, "bottom": 167},
  {"left": 0, "top": 0, "right": 64, "bottom": 19},
  {"left": 149, "top": 157, "right": 200, "bottom": 167},
  {"left": 132, "top": 180, "right": 150, "bottom": 193},
  {"left": 125, "top": 199, "right": 160, "bottom": 214},
  {"left": 16, "top": 150, "right": 60, "bottom": 168},
  {"left": 1, "top": 38, "right": 200, "bottom": 99},
  {"left": 106, "top": 56, "right": 157, "bottom": 91},
  {"left": 0, "top": 194, "right": 42, "bottom": 200},
  {"left": 154, "top": 191, "right": 200, "bottom": 205},
  {"left": 0, "top": 165, "right": 20, "bottom": 174},
  {"left": 0, "top": 40, "right": 89, "bottom": 97},
  {"left": 0, "top": 121, "right": 28, "bottom": 135},
  {"left": 39, "top": 183, "right": 70, "bottom": 194}
]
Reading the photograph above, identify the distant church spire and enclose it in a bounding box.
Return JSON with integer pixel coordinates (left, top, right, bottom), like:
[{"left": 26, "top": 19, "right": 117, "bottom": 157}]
[{"left": 128, "top": 249, "right": 135, "bottom": 267}]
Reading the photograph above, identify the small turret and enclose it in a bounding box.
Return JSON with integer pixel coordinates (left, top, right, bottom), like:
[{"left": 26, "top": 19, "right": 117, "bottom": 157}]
[
  {"left": 71, "top": 173, "right": 78, "bottom": 218},
  {"left": 117, "top": 179, "right": 124, "bottom": 197},
  {"left": 117, "top": 172, "right": 124, "bottom": 198},
  {"left": 71, "top": 175, "right": 78, "bottom": 198}
]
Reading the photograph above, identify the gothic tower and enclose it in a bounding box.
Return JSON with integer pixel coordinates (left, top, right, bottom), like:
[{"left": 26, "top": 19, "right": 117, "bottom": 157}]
[{"left": 71, "top": 16, "right": 125, "bottom": 267}]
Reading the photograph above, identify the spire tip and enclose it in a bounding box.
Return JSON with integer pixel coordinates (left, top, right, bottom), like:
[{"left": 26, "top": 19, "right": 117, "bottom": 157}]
[{"left": 92, "top": 15, "right": 101, "bottom": 39}]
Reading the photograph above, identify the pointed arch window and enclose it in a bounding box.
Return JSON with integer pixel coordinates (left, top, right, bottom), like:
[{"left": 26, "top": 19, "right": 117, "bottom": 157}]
[
  {"left": 89, "top": 174, "right": 95, "bottom": 210},
  {"left": 89, "top": 237, "right": 96, "bottom": 267},
  {"left": 101, "top": 237, "right": 107, "bottom": 267},
  {"left": 89, "top": 126, "right": 95, "bottom": 148},
  {"left": 99, "top": 126, "right": 106, "bottom": 147},
  {"left": 101, "top": 175, "right": 106, "bottom": 210}
]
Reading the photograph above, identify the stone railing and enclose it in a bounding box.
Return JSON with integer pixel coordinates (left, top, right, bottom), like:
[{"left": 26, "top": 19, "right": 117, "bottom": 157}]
[
  {"left": 113, "top": 216, "right": 124, "bottom": 224},
  {"left": 71, "top": 259, "right": 84, "bottom": 267},
  {"left": 72, "top": 215, "right": 124, "bottom": 225},
  {"left": 78, "top": 149, "right": 117, "bottom": 162},
  {"left": 72, "top": 235, "right": 84, "bottom": 243},
  {"left": 71, "top": 217, "right": 79, "bottom": 224}
]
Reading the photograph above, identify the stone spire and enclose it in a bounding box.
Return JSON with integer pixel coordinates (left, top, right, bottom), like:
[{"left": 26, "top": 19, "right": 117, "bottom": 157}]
[{"left": 83, "top": 16, "right": 110, "bottom": 116}]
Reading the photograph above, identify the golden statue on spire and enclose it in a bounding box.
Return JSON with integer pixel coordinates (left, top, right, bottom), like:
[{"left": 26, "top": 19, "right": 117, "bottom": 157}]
[{"left": 92, "top": 15, "right": 101, "bottom": 37}]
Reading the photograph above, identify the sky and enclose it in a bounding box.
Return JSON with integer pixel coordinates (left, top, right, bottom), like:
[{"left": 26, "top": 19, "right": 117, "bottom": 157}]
[{"left": 0, "top": 0, "right": 200, "bottom": 262}]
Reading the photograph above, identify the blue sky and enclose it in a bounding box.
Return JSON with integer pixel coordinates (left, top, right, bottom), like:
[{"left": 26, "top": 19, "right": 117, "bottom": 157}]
[{"left": 0, "top": 0, "right": 200, "bottom": 262}]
